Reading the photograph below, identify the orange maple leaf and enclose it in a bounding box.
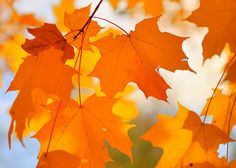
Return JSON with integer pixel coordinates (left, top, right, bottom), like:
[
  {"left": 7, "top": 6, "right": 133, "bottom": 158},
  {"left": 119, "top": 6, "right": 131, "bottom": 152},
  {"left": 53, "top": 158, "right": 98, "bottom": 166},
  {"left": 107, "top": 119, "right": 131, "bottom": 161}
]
[
  {"left": 202, "top": 90, "right": 236, "bottom": 134},
  {"left": 188, "top": 0, "right": 236, "bottom": 58},
  {"left": 143, "top": 105, "right": 231, "bottom": 168},
  {"left": 22, "top": 23, "right": 75, "bottom": 62},
  {"left": 34, "top": 95, "right": 132, "bottom": 168},
  {"left": 53, "top": 0, "right": 75, "bottom": 31},
  {"left": 183, "top": 110, "right": 231, "bottom": 151},
  {"left": 64, "top": 5, "right": 101, "bottom": 50},
  {"left": 91, "top": 17, "right": 189, "bottom": 99},
  {"left": 7, "top": 47, "right": 75, "bottom": 144}
]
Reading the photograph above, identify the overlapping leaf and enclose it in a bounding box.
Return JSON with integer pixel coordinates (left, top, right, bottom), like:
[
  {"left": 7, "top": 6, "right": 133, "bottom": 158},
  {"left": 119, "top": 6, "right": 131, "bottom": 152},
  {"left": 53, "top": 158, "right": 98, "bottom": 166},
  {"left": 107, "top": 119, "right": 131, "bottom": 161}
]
[
  {"left": 7, "top": 47, "right": 75, "bottom": 143},
  {"left": 91, "top": 17, "right": 189, "bottom": 99},
  {"left": 64, "top": 5, "right": 101, "bottom": 50},
  {"left": 188, "top": 0, "right": 236, "bottom": 58},
  {"left": 22, "top": 23, "right": 74, "bottom": 62},
  {"left": 34, "top": 95, "right": 132, "bottom": 168},
  {"left": 202, "top": 90, "right": 236, "bottom": 134},
  {"left": 53, "top": 0, "right": 75, "bottom": 31},
  {"left": 143, "top": 105, "right": 231, "bottom": 168}
]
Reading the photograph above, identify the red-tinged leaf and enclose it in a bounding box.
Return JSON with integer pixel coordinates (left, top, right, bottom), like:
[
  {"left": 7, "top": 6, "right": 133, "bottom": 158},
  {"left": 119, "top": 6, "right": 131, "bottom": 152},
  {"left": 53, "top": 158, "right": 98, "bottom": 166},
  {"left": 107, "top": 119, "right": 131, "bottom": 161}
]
[{"left": 22, "top": 23, "right": 74, "bottom": 62}]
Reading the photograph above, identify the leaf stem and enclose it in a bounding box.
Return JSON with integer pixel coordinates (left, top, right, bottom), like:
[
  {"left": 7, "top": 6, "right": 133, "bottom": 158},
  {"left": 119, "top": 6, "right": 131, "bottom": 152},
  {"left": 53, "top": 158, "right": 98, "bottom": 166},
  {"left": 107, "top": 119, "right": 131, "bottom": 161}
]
[
  {"left": 72, "top": 0, "right": 104, "bottom": 105},
  {"left": 73, "top": 28, "right": 87, "bottom": 106},
  {"left": 93, "top": 16, "right": 129, "bottom": 35},
  {"left": 77, "top": 32, "right": 86, "bottom": 106}
]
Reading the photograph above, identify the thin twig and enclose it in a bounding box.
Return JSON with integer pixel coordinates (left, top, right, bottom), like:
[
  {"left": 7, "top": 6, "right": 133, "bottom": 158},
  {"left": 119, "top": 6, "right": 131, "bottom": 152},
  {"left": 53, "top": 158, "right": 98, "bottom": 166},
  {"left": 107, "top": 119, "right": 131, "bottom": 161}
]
[{"left": 73, "top": 0, "right": 104, "bottom": 39}]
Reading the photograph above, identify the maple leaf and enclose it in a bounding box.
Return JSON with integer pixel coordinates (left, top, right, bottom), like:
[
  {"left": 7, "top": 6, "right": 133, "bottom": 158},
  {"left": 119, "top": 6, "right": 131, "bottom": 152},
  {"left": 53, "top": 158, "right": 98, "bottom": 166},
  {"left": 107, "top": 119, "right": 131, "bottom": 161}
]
[
  {"left": 64, "top": 5, "right": 101, "bottom": 50},
  {"left": 143, "top": 105, "right": 231, "bottom": 168},
  {"left": 91, "top": 17, "right": 189, "bottom": 99},
  {"left": 22, "top": 23, "right": 75, "bottom": 62},
  {"left": 53, "top": 0, "right": 75, "bottom": 31},
  {"left": 188, "top": 0, "right": 236, "bottom": 58},
  {"left": 34, "top": 95, "right": 132, "bottom": 168},
  {"left": 37, "top": 150, "right": 80, "bottom": 168},
  {"left": 183, "top": 110, "right": 231, "bottom": 151},
  {"left": 7, "top": 47, "right": 75, "bottom": 144},
  {"left": 202, "top": 90, "right": 236, "bottom": 134}
]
